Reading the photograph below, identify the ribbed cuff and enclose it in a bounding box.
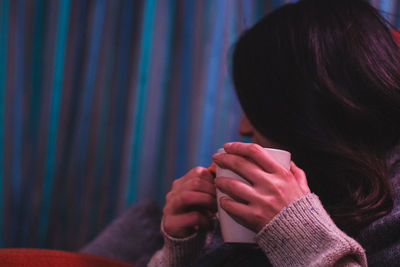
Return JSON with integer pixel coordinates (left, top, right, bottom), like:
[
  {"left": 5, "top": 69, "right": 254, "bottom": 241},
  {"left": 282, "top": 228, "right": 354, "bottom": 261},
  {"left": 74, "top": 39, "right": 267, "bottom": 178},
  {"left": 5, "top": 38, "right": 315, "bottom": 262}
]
[
  {"left": 161, "top": 221, "right": 207, "bottom": 266},
  {"left": 255, "top": 193, "right": 367, "bottom": 267}
]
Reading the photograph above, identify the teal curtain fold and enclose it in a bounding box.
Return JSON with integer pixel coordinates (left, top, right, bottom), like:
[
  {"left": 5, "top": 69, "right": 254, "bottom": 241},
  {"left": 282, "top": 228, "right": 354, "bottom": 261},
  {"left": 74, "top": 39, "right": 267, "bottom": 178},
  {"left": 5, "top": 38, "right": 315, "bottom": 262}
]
[{"left": 0, "top": 0, "right": 398, "bottom": 250}]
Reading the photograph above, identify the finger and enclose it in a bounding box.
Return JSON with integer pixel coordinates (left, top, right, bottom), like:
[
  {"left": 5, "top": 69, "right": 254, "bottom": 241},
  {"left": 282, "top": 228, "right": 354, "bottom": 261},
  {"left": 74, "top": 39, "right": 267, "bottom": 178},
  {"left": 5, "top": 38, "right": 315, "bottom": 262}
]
[
  {"left": 180, "top": 177, "right": 216, "bottom": 196},
  {"left": 290, "top": 161, "right": 310, "bottom": 193},
  {"left": 168, "top": 191, "right": 217, "bottom": 214},
  {"left": 215, "top": 177, "right": 256, "bottom": 204},
  {"left": 188, "top": 166, "right": 214, "bottom": 182},
  {"left": 174, "top": 167, "right": 214, "bottom": 188},
  {"left": 212, "top": 152, "right": 274, "bottom": 186},
  {"left": 172, "top": 166, "right": 214, "bottom": 190},
  {"left": 223, "top": 142, "right": 284, "bottom": 173},
  {"left": 219, "top": 197, "right": 254, "bottom": 230},
  {"left": 164, "top": 211, "right": 211, "bottom": 237},
  {"left": 176, "top": 211, "right": 210, "bottom": 228}
]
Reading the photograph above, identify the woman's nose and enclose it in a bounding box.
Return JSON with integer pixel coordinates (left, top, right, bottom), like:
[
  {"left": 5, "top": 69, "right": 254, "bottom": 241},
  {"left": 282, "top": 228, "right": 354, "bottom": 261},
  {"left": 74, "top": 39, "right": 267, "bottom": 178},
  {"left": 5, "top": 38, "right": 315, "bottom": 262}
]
[{"left": 238, "top": 115, "right": 254, "bottom": 137}]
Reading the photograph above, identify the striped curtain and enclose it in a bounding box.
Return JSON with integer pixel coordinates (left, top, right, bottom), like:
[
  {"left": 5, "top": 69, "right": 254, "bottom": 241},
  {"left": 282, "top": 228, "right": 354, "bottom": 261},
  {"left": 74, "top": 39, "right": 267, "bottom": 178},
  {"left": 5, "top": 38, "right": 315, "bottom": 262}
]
[{"left": 0, "top": 0, "right": 398, "bottom": 251}]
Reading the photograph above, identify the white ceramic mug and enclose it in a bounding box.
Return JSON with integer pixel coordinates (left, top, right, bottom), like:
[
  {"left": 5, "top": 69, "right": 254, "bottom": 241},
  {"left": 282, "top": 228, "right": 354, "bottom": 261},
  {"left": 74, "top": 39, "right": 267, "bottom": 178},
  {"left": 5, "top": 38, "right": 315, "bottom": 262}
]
[{"left": 216, "top": 147, "right": 291, "bottom": 243}]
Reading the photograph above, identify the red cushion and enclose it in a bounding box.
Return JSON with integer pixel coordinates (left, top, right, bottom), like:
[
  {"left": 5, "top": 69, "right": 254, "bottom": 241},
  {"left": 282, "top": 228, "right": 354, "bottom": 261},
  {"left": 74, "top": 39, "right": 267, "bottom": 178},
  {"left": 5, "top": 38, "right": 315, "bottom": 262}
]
[
  {"left": 0, "top": 249, "right": 133, "bottom": 267},
  {"left": 393, "top": 30, "right": 400, "bottom": 45}
]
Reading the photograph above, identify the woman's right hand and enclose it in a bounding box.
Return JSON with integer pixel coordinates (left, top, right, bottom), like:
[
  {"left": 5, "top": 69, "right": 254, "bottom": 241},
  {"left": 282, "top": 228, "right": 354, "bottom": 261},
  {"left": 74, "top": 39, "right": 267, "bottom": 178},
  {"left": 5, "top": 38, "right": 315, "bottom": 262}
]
[{"left": 162, "top": 167, "right": 217, "bottom": 238}]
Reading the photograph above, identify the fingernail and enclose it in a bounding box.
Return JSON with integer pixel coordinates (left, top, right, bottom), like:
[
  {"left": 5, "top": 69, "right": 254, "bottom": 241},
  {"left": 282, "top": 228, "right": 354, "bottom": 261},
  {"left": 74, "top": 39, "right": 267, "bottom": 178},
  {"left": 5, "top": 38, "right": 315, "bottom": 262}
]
[{"left": 219, "top": 196, "right": 228, "bottom": 203}]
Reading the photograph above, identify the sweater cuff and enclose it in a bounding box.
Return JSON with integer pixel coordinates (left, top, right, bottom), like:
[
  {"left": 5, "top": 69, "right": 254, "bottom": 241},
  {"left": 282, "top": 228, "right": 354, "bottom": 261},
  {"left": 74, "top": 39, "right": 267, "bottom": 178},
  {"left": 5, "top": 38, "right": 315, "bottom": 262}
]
[
  {"left": 255, "top": 193, "right": 367, "bottom": 267},
  {"left": 160, "top": 221, "right": 207, "bottom": 266}
]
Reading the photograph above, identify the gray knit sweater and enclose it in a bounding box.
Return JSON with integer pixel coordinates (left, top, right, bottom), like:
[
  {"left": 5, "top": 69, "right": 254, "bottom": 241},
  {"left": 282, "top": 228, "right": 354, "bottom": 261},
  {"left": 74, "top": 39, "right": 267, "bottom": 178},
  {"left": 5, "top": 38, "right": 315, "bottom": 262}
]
[
  {"left": 147, "top": 148, "right": 400, "bottom": 266},
  {"left": 81, "top": 147, "right": 400, "bottom": 266},
  {"left": 148, "top": 193, "right": 367, "bottom": 267}
]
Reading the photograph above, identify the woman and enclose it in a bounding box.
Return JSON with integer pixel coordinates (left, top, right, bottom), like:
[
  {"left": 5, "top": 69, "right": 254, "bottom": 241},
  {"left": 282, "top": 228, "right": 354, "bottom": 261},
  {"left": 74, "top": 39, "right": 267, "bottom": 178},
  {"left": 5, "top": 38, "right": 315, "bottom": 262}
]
[{"left": 148, "top": 0, "right": 400, "bottom": 266}]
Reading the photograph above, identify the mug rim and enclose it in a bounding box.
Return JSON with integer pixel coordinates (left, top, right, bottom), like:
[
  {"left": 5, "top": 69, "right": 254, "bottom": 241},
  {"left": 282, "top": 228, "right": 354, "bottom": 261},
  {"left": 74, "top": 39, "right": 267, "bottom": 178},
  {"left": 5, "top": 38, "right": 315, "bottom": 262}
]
[{"left": 217, "top": 147, "right": 291, "bottom": 157}]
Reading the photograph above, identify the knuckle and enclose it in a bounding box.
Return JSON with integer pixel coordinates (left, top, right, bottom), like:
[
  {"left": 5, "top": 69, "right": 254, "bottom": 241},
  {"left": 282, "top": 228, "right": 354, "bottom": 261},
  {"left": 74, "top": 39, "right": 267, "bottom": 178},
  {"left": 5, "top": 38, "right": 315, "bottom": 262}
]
[
  {"left": 276, "top": 166, "right": 291, "bottom": 178},
  {"left": 249, "top": 143, "right": 262, "bottom": 154},
  {"left": 195, "top": 166, "right": 205, "bottom": 173},
  {"left": 172, "top": 179, "right": 179, "bottom": 188},
  {"left": 280, "top": 168, "right": 291, "bottom": 177},
  {"left": 165, "top": 192, "right": 173, "bottom": 202},
  {"left": 192, "top": 167, "right": 205, "bottom": 176}
]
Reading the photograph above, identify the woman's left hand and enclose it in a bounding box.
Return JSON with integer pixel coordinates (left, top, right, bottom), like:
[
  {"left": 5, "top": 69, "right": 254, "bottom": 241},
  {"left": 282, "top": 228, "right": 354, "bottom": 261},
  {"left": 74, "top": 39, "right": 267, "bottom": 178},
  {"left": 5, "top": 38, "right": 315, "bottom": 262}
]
[{"left": 213, "top": 142, "right": 311, "bottom": 233}]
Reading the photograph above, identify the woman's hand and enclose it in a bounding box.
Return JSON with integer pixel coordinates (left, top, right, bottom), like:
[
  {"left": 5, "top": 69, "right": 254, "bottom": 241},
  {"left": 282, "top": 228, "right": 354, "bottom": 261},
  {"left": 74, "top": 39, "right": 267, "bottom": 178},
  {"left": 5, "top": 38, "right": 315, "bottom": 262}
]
[
  {"left": 213, "top": 142, "right": 310, "bottom": 233},
  {"left": 162, "top": 167, "right": 217, "bottom": 238}
]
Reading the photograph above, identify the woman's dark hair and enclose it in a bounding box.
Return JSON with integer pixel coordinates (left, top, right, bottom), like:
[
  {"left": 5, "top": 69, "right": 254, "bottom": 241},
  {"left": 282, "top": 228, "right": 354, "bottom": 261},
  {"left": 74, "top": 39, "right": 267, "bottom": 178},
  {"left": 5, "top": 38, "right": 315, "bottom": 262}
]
[{"left": 233, "top": 0, "right": 400, "bottom": 235}]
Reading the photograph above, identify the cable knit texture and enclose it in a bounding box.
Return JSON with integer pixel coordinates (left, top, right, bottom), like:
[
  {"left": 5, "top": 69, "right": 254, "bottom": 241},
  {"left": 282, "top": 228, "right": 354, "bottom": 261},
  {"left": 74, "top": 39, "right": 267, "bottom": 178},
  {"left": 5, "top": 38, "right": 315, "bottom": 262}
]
[
  {"left": 255, "top": 193, "right": 367, "bottom": 266},
  {"left": 147, "top": 193, "right": 367, "bottom": 267},
  {"left": 147, "top": 222, "right": 207, "bottom": 266}
]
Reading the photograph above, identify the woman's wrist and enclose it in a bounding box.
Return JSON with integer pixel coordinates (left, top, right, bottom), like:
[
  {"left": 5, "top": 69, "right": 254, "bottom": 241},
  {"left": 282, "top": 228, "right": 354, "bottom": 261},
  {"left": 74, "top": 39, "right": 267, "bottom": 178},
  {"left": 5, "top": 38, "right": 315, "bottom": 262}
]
[
  {"left": 161, "top": 219, "right": 201, "bottom": 242},
  {"left": 159, "top": 219, "right": 208, "bottom": 266},
  {"left": 255, "top": 193, "right": 367, "bottom": 266}
]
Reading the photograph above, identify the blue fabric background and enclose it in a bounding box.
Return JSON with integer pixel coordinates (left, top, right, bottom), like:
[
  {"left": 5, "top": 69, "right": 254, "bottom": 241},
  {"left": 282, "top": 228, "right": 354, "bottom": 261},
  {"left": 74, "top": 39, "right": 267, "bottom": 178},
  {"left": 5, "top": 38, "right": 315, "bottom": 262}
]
[{"left": 0, "top": 0, "right": 398, "bottom": 250}]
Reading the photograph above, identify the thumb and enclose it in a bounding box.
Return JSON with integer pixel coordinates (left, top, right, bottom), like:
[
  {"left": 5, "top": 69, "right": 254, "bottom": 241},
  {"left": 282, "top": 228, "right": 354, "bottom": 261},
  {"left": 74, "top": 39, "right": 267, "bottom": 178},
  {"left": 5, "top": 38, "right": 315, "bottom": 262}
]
[{"left": 290, "top": 161, "right": 311, "bottom": 194}]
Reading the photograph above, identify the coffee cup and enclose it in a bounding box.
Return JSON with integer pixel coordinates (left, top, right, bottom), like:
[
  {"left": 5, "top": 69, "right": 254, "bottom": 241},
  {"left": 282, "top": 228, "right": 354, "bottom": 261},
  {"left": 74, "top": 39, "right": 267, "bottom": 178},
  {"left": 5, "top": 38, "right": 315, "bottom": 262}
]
[{"left": 216, "top": 147, "right": 291, "bottom": 243}]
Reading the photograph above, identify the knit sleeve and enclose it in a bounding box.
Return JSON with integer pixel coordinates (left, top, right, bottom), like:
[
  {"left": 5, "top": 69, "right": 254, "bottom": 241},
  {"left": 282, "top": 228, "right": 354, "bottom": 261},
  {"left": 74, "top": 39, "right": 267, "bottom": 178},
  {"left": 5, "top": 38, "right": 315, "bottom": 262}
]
[
  {"left": 147, "top": 222, "right": 207, "bottom": 267},
  {"left": 255, "top": 193, "right": 368, "bottom": 267}
]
